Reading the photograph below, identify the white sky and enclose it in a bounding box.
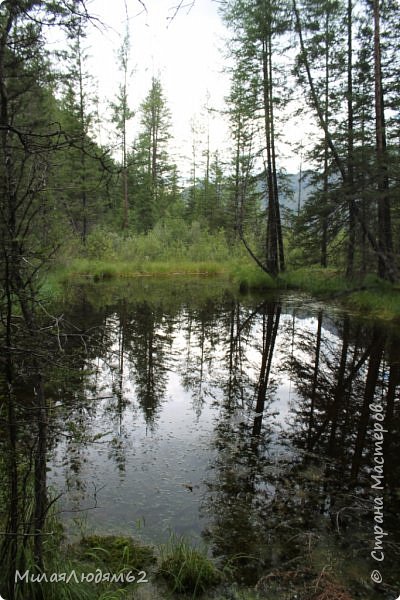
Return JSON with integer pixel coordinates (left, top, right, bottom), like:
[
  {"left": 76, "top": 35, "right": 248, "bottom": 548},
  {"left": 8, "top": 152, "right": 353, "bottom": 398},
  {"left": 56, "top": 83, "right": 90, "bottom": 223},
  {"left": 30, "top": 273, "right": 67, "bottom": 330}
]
[
  {"left": 79, "top": 0, "right": 308, "bottom": 177},
  {"left": 86, "top": 0, "right": 232, "bottom": 177}
]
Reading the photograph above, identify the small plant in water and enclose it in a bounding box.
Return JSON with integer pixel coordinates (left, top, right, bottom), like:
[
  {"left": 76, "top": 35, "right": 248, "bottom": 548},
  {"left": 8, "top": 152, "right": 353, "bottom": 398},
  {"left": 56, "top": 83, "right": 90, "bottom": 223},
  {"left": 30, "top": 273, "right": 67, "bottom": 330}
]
[{"left": 159, "top": 535, "right": 222, "bottom": 595}]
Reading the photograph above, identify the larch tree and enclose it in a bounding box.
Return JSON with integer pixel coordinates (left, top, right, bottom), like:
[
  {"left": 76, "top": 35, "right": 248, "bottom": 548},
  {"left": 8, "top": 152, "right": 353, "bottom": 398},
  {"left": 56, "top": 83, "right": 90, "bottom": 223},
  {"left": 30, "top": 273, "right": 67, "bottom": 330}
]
[
  {"left": 110, "top": 2, "right": 134, "bottom": 231},
  {"left": 57, "top": 16, "right": 97, "bottom": 244},
  {"left": 131, "top": 77, "right": 173, "bottom": 232},
  {"left": 222, "top": 0, "right": 288, "bottom": 276},
  {"left": 293, "top": 0, "right": 399, "bottom": 280},
  {"left": 0, "top": 1, "right": 93, "bottom": 593}
]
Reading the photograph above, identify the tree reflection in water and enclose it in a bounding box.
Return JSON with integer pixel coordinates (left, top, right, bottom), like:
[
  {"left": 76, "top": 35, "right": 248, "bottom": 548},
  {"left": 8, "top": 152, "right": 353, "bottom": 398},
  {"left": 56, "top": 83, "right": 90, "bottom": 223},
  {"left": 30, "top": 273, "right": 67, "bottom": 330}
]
[
  {"left": 2, "top": 281, "right": 399, "bottom": 599},
  {"left": 204, "top": 300, "right": 400, "bottom": 597}
]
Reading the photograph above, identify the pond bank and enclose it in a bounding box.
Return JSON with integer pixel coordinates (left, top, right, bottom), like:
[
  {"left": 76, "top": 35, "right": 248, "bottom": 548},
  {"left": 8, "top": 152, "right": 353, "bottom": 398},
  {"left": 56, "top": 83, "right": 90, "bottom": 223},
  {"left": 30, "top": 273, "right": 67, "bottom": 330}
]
[
  {"left": 19, "top": 278, "right": 397, "bottom": 600},
  {"left": 36, "top": 530, "right": 356, "bottom": 600},
  {"left": 276, "top": 267, "right": 400, "bottom": 323},
  {"left": 44, "top": 259, "right": 400, "bottom": 324}
]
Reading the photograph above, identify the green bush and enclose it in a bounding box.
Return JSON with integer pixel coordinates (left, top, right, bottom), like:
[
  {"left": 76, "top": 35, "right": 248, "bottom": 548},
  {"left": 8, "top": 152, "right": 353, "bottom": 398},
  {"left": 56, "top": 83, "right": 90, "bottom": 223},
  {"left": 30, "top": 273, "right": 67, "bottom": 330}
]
[
  {"left": 82, "top": 222, "right": 245, "bottom": 265},
  {"left": 85, "top": 229, "right": 119, "bottom": 260}
]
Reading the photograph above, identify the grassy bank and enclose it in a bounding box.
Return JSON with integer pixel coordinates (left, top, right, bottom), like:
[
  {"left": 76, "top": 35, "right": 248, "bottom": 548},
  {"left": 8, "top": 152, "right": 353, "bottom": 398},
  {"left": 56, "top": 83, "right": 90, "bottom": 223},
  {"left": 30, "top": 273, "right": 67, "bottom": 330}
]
[
  {"left": 9, "top": 529, "right": 356, "bottom": 600},
  {"left": 42, "top": 233, "right": 400, "bottom": 324},
  {"left": 278, "top": 267, "right": 400, "bottom": 322},
  {"left": 43, "top": 260, "right": 400, "bottom": 323},
  {"left": 41, "top": 248, "right": 276, "bottom": 302}
]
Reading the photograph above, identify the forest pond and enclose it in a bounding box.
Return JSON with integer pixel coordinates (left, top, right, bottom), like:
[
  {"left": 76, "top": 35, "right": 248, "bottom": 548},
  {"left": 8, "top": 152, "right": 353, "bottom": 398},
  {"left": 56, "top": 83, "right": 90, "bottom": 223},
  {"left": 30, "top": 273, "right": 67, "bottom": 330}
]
[{"left": 48, "top": 278, "right": 399, "bottom": 597}]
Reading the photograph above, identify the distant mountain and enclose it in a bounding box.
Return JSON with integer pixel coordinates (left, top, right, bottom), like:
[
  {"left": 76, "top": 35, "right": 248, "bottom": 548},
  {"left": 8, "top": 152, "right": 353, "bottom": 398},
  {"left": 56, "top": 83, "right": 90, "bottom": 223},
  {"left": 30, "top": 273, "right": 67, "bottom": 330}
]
[
  {"left": 283, "top": 172, "right": 313, "bottom": 212},
  {"left": 257, "top": 172, "right": 314, "bottom": 212}
]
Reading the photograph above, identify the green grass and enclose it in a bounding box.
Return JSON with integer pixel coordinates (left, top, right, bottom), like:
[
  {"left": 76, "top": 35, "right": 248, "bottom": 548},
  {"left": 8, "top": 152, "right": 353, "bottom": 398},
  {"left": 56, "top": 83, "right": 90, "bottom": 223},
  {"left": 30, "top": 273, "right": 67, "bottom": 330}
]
[
  {"left": 345, "top": 288, "right": 400, "bottom": 321},
  {"left": 45, "top": 251, "right": 281, "bottom": 297},
  {"left": 54, "top": 257, "right": 232, "bottom": 281},
  {"left": 46, "top": 223, "right": 279, "bottom": 290},
  {"left": 49, "top": 260, "right": 400, "bottom": 323},
  {"left": 32, "top": 220, "right": 400, "bottom": 323},
  {"left": 158, "top": 535, "right": 222, "bottom": 596},
  {"left": 279, "top": 266, "right": 350, "bottom": 295},
  {"left": 78, "top": 534, "right": 156, "bottom": 574},
  {"left": 279, "top": 266, "right": 400, "bottom": 321}
]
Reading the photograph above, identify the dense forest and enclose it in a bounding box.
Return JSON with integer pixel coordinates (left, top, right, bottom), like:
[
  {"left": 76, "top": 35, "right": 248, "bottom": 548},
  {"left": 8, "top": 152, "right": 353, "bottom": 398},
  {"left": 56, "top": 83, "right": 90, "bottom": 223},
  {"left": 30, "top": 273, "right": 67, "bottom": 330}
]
[
  {"left": 0, "top": 0, "right": 399, "bottom": 598},
  {"left": 1, "top": 0, "right": 399, "bottom": 289}
]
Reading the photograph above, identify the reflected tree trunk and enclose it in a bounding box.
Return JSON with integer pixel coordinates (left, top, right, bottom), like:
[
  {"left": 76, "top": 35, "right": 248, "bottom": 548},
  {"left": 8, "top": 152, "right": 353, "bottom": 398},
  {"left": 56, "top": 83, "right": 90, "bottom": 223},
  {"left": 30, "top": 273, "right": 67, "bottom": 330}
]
[
  {"left": 33, "top": 374, "right": 48, "bottom": 572},
  {"left": 351, "top": 329, "right": 384, "bottom": 480},
  {"left": 327, "top": 315, "right": 350, "bottom": 456},
  {"left": 252, "top": 303, "right": 281, "bottom": 437},
  {"left": 383, "top": 340, "right": 400, "bottom": 487},
  {"left": 308, "top": 311, "right": 323, "bottom": 450},
  {"left": 226, "top": 301, "right": 245, "bottom": 409}
]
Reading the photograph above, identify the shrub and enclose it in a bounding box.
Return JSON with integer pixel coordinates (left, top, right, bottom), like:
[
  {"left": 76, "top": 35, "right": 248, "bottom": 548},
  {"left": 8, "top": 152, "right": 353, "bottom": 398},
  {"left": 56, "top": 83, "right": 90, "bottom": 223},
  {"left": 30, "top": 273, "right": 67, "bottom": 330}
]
[{"left": 85, "top": 229, "right": 119, "bottom": 260}]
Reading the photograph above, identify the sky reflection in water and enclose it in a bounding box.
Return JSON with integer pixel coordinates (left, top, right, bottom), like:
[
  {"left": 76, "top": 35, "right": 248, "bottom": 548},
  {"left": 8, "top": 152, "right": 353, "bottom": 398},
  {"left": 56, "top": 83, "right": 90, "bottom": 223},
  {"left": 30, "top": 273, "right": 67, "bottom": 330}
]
[{"left": 48, "top": 282, "right": 400, "bottom": 596}]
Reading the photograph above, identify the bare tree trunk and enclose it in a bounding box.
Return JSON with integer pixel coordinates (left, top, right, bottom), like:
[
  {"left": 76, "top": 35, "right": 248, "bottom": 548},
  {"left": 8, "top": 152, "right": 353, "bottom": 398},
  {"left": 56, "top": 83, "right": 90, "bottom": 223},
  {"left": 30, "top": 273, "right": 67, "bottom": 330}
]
[
  {"left": 307, "top": 311, "right": 322, "bottom": 449},
  {"left": 373, "top": 0, "right": 394, "bottom": 281},
  {"left": 262, "top": 38, "right": 280, "bottom": 276},
  {"left": 252, "top": 304, "right": 281, "bottom": 437},
  {"left": 33, "top": 374, "right": 48, "bottom": 572},
  {"left": 346, "top": 0, "right": 356, "bottom": 277},
  {"left": 1, "top": 256, "right": 18, "bottom": 600},
  {"left": 268, "top": 34, "right": 285, "bottom": 272},
  {"left": 321, "top": 11, "right": 330, "bottom": 268},
  {"left": 351, "top": 330, "right": 384, "bottom": 480}
]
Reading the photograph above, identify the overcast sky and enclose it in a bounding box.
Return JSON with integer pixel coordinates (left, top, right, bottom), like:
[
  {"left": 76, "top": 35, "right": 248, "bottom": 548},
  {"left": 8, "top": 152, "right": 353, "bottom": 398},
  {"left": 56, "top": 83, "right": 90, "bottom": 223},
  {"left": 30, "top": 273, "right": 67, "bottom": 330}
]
[
  {"left": 79, "top": 0, "right": 307, "bottom": 176},
  {"left": 84, "top": 0, "right": 231, "bottom": 177}
]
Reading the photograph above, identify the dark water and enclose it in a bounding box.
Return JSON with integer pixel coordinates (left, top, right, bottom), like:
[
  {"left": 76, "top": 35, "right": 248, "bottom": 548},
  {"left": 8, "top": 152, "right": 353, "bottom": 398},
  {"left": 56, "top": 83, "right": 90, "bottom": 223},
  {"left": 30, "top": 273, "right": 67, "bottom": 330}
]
[{"left": 6, "top": 278, "right": 400, "bottom": 597}]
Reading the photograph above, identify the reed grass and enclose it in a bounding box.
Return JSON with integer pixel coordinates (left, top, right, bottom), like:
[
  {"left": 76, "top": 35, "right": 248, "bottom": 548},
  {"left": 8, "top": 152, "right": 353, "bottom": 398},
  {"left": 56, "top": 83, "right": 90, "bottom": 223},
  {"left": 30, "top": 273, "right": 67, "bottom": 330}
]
[
  {"left": 158, "top": 534, "right": 222, "bottom": 596},
  {"left": 279, "top": 267, "right": 350, "bottom": 295}
]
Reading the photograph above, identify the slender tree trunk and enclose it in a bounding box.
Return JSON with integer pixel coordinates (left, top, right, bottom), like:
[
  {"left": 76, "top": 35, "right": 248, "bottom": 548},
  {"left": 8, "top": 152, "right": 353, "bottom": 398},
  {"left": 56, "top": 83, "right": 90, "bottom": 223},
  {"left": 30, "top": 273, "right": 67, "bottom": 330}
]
[
  {"left": 373, "top": 0, "right": 394, "bottom": 281},
  {"left": 33, "top": 373, "right": 48, "bottom": 572},
  {"left": 262, "top": 38, "right": 279, "bottom": 276},
  {"left": 321, "top": 11, "right": 329, "bottom": 268},
  {"left": 307, "top": 311, "right": 322, "bottom": 450},
  {"left": 268, "top": 34, "right": 285, "bottom": 272},
  {"left": 351, "top": 330, "right": 384, "bottom": 480},
  {"left": 2, "top": 256, "right": 18, "bottom": 600},
  {"left": 122, "top": 107, "right": 129, "bottom": 230},
  {"left": 78, "top": 32, "right": 88, "bottom": 243},
  {"left": 346, "top": 0, "right": 355, "bottom": 277}
]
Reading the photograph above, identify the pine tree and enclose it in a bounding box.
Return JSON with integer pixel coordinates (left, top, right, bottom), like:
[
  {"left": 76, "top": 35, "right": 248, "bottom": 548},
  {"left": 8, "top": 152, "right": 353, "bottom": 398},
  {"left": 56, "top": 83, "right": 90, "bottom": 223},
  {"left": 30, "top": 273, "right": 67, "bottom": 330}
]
[
  {"left": 110, "top": 5, "right": 134, "bottom": 231},
  {"left": 130, "top": 77, "right": 173, "bottom": 232},
  {"left": 0, "top": 1, "right": 94, "bottom": 591},
  {"left": 222, "top": 0, "right": 289, "bottom": 275},
  {"left": 56, "top": 18, "right": 99, "bottom": 244}
]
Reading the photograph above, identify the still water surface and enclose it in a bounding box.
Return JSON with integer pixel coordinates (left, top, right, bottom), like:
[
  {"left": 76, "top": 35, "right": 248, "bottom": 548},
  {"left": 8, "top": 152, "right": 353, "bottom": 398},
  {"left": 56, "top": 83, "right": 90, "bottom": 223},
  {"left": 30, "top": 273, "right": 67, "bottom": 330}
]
[{"left": 49, "top": 279, "right": 400, "bottom": 596}]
